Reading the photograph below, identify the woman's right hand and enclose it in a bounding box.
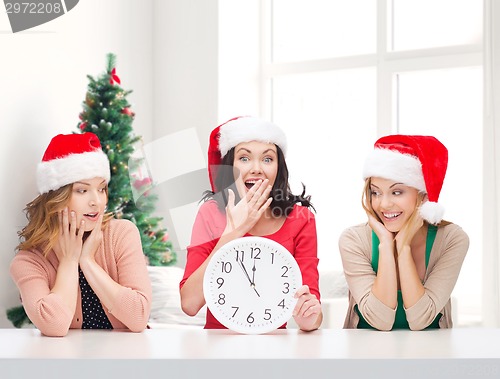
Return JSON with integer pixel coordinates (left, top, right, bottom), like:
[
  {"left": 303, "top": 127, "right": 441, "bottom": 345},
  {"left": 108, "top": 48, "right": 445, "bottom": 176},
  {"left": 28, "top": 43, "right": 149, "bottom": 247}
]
[
  {"left": 50, "top": 207, "right": 84, "bottom": 317},
  {"left": 224, "top": 179, "right": 273, "bottom": 237},
  {"left": 366, "top": 211, "right": 394, "bottom": 245},
  {"left": 53, "top": 207, "right": 85, "bottom": 263}
]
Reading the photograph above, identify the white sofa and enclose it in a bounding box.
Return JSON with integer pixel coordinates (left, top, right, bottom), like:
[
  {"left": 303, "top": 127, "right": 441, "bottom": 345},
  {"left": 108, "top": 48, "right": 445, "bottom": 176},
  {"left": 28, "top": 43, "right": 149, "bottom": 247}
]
[{"left": 147, "top": 266, "right": 349, "bottom": 329}]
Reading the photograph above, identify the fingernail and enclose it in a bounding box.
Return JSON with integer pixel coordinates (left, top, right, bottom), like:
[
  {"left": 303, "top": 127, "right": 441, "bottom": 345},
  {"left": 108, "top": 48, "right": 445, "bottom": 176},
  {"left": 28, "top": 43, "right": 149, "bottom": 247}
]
[{"left": 71, "top": 211, "right": 75, "bottom": 217}]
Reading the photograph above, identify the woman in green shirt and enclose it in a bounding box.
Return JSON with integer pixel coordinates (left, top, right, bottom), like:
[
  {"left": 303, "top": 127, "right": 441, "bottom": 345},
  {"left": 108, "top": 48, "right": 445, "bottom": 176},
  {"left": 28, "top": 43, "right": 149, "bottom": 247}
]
[{"left": 339, "top": 135, "right": 469, "bottom": 330}]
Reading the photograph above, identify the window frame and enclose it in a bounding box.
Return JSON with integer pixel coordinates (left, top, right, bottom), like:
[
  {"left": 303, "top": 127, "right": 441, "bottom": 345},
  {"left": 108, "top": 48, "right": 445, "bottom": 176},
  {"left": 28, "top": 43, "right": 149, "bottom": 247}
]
[{"left": 259, "top": 0, "right": 487, "bottom": 326}]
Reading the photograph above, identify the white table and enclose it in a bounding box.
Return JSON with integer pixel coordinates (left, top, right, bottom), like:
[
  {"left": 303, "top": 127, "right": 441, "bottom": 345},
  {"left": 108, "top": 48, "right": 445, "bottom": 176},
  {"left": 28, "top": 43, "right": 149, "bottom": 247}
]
[{"left": 1, "top": 328, "right": 499, "bottom": 379}]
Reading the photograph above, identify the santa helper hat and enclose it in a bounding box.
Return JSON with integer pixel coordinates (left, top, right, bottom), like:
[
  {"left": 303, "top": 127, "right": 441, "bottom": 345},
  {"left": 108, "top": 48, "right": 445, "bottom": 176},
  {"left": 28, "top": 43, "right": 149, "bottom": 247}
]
[
  {"left": 37, "top": 132, "right": 110, "bottom": 194},
  {"left": 207, "top": 116, "right": 288, "bottom": 192},
  {"left": 363, "top": 135, "right": 448, "bottom": 225}
]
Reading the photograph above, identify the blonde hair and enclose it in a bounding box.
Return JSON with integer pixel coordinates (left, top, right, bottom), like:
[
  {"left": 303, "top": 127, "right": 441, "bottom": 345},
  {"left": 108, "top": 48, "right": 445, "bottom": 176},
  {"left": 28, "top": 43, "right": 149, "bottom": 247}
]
[
  {"left": 17, "top": 183, "right": 113, "bottom": 257},
  {"left": 362, "top": 178, "right": 379, "bottom": 222}
]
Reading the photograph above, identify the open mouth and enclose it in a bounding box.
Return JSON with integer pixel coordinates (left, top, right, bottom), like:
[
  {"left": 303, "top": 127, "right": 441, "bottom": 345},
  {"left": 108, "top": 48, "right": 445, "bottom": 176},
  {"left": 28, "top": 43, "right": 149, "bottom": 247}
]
[
  {"left": 244, "top": 180, "right": 258, "bottom": 190},
  {"left": 84, "top": 212, "right": 99, "bottom": 221},
  {"left": 382, "top": 212, "right": 402, "bottom": 221}
]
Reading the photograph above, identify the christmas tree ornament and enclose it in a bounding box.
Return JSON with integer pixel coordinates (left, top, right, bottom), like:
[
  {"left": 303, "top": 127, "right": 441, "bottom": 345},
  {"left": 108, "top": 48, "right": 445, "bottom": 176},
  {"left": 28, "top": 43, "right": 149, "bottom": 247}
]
[
  {"left": 109, "top": 67, "right": 121, "bottom": 85},
  {"left": 121, "top": 107, "right": 135, "bottom": 117},
  {"left": 85, "top": 93, "right": 95, "bottom": 107}
]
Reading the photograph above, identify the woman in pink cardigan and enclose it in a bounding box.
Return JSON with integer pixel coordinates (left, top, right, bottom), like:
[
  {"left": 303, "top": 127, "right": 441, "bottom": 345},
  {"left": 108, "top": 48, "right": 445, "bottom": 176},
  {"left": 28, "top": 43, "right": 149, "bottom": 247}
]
[{"left": 10, "top": 132, "right": 152, "bottom": 337}]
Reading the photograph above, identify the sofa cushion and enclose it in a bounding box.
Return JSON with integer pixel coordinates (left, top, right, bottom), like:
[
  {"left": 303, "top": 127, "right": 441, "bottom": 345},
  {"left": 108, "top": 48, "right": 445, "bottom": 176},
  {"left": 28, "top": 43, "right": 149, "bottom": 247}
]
[{"left": 148, "top": 266, "right": 206, "bottom": 327}]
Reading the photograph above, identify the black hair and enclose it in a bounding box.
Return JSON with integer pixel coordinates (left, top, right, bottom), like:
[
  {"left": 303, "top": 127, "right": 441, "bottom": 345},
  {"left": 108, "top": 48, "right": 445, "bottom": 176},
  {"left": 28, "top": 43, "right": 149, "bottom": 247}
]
[{"left": 201, "top": 145, "right": 314, "bottom": 217}]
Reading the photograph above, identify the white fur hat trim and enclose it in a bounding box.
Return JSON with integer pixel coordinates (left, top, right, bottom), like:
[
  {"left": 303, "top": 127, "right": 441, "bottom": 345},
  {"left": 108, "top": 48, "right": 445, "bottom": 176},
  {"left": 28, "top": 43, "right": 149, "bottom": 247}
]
[
  {"left": 37, "top": 150, "right": 110, "bottom": 194},
  {"left": 219, "top": 117, "right": 287, "bottom": 157},
  {"left": 363, "top": 148, "right": 426, "bottom": 192}
]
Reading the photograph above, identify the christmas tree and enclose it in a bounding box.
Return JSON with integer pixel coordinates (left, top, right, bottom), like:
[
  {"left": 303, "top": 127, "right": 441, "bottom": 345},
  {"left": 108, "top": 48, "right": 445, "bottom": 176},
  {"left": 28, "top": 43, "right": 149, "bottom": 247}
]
[
  {"left": 78, "top": 53, "right": 176, "bottom": 266},
  {"left": 7, "top": 53, "right": 175, "bottom": 328}
]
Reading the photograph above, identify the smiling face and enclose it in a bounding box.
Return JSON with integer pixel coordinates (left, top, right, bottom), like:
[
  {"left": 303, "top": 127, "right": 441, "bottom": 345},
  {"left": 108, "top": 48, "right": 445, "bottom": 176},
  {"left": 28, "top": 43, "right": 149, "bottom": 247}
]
[
  {"left": 369, "top": 177, "right": 419, "bottom": 233},
  {"left": 232, "top": 141, "right": 278, "bottom": 195},
  {"left": 67, "top": 177, "right": 108, "bottom": 232}
]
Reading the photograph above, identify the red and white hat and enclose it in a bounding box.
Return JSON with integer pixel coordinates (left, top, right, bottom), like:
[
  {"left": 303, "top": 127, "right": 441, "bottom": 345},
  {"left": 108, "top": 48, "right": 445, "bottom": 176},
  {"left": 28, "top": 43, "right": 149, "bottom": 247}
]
[
  {"left": 363, "top": 135, "right": 448, "bottom": 224},
  {"left": 37, "top": 132, "right": 110, "bottom": 194},
  {"left": 207, "top": 116, "right": 287, "bottom": 192}
]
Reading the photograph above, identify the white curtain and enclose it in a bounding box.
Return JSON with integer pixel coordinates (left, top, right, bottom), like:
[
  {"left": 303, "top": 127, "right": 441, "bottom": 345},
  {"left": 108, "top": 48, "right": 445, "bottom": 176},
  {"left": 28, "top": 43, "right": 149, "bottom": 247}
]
[{"left": 483, "top": 0, "right": 500, "bottom": 327}]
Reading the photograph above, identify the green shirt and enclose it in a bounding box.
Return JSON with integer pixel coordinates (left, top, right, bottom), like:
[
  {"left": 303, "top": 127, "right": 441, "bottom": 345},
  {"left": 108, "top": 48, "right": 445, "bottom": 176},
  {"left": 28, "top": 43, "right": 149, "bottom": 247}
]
[{"left": 356, "top": 224, "right": 441, "bottom": 330}]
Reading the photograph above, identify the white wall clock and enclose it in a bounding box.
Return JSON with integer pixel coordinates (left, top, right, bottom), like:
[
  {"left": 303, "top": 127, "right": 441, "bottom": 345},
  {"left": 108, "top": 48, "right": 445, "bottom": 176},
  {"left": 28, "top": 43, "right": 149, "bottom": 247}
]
[{"left": 203, "top": 236, "right": 302, "bottom": 334}]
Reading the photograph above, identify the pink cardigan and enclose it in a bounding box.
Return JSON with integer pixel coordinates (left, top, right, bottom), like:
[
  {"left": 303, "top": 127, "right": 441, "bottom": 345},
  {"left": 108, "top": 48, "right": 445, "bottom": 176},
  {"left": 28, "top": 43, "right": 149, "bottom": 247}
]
[{"left": 10, "top": 219, "right": 152, "bottom": 336}]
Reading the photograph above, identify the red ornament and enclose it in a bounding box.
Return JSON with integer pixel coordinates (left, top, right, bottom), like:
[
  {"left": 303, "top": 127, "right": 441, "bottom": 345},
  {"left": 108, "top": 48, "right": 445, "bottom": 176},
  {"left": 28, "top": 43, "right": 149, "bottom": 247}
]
[
  {"left": 121, "top": 107, "right": 135, "bottom": 117},
  {"left": 79, "top": 122, "right": 88, "bottom": 131}
]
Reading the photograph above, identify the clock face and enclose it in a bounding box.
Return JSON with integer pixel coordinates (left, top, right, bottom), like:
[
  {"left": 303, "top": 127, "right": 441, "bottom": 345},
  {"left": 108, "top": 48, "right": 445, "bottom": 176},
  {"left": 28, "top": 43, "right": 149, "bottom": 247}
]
[{"left": 203, "top": 236, "right": 302, "bottom": 334}]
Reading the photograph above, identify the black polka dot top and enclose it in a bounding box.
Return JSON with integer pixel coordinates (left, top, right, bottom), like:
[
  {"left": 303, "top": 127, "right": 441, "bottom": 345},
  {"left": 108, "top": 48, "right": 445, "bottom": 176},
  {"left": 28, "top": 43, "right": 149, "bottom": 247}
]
[{"left": 78, "top": 267, "right": 113, "bottom": 329}]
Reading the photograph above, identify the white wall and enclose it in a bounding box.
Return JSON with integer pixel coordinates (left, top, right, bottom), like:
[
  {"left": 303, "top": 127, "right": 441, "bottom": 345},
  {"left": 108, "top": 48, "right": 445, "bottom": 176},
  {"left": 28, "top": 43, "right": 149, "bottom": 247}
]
[
  {"left": 149, "top": 0, "right": 261, "bottom": 268},
  {"left": 0, "top": 0, "right": 262, "bottom": 328},
  {"left": 0, "top": 0, "right": 154, "bottom": 327},
  {"left": 149, "top": 0, "right": 218, "bottom": 268}
]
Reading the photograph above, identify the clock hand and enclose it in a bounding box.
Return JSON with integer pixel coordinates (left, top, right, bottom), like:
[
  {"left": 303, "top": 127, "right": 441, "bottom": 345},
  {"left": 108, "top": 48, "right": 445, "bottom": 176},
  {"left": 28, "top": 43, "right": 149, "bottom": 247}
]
[
  {"left": 252, "top": 286, "right": 261, "bottom": 297},
  {"left": 248, "top": 260, "right": 261, "bottom": 297},
  {"left": 236, "top": 258, "right": 253, "bottom": 285},
  {"left": 236, "top": 258, "right": 261, "bottom": 297}
]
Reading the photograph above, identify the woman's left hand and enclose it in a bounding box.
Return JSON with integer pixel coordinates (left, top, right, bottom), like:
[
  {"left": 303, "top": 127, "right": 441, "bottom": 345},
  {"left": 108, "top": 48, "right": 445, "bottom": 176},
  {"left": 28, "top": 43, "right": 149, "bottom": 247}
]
[
  {"left": 292, "top": 285, "right": 322, "bottom": 331},
  {"left": 395, "top": 212, "right": 424, "bottom": 254},
  {"left": 80, "top": 213, "right": 104, "bottom": 263}
]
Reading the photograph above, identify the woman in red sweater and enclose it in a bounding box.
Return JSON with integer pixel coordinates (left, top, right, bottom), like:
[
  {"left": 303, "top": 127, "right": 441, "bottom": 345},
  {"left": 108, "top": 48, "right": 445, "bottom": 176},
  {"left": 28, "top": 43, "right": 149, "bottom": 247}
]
[
  {"left": 10, "top": 132, "right": 151, "bottom": 337},
  {"left": 180, "top": 116, "right": 322, "bottom": 331}
]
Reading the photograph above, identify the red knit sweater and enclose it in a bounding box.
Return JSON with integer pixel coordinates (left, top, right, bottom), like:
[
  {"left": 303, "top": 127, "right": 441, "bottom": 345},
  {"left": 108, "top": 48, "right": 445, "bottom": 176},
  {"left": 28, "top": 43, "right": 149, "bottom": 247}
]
[{"left": 180, "top": 200, "right": 320, "bottom": 329}]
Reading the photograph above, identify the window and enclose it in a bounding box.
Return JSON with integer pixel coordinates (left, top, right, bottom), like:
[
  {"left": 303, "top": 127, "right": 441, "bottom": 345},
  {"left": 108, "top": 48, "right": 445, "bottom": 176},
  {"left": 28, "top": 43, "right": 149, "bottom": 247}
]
[{"left": 263, "top": 0, "right": 483, "bottom": 326}]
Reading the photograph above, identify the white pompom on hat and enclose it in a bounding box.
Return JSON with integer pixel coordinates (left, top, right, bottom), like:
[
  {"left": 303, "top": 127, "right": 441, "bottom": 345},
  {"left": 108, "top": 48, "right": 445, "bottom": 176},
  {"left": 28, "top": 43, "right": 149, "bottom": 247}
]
[
  {"left": 207, "top": 116, "right": 287, "bottom": 192},
  {"left": 36, "top": 132, "right": 110, "bottom": 194},
  {"left": 363, "top": 135, "right": 448, "bottom": 225}
]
